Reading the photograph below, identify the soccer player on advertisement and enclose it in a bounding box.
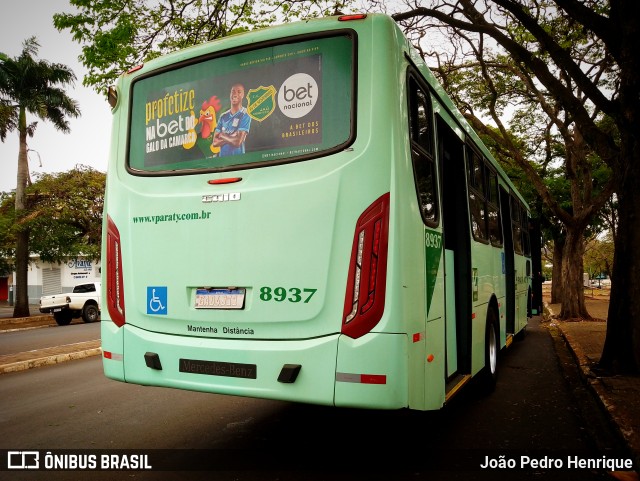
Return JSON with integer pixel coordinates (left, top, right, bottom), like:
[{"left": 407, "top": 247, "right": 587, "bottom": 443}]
[{"left": 213, "top": 83, "right": 252, "bottom": 156}]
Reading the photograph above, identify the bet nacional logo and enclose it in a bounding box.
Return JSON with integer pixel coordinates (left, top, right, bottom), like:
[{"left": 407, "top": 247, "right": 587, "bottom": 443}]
[{"left": 278, "top": 73, "right": 318, "bottom": 119}]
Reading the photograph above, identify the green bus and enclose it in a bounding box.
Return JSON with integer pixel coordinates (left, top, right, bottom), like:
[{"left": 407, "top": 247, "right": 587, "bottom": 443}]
[{"left": 102, "top": 13, "right": 534, "bottom": 411}]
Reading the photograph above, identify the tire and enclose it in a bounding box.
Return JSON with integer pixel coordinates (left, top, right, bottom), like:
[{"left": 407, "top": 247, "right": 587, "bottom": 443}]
[
  {"left": 82, "top": 303, "right": 100, "bottom": 323},
  {"left": 479, "top": 308, "right": 499, "bottom": 392},
  {"left": 54, "top": 311, "right": 73, "bottom": 326}
]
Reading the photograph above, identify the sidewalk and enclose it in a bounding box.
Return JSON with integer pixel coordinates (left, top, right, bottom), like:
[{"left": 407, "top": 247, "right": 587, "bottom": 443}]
[
  {"left": 0, "top": 301, "right": 101, "bottom": 374},
  {"left": 545, "top": 294, "right": 640, "bottom": 472}
]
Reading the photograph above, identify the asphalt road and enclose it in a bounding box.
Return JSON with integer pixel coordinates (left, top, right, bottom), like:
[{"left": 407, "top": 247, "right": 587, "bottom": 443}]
[
  {"left": 0, "top": 317, "right": 630, "bottom": 481},
  {"left": 0, "top": 322, "right": 100, "bottom": 355}
]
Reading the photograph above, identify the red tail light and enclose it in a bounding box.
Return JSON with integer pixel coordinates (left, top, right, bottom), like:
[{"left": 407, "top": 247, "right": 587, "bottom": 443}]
[
  {"left": 126, "top": 64, "right": 143, "bottom": 74},
  {"left": 342, "top": 193, "right": 390, "bottom": 339},
  {"left": 338, "top": 14, "right": 367, "bottom": 21},
  {"left": 106, "top": 215, "right": 126, "bottom": 327}
]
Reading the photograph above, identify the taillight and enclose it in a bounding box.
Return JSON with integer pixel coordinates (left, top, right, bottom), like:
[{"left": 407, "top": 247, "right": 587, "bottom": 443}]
[
  {"left": 342, "top": 193, "right": 390, "bottom": 339},
  {"left": 106, "top": 215, "right": 126, "bottom": 327}
]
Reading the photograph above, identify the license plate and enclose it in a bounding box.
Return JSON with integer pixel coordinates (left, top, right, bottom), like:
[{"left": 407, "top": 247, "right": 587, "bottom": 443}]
[
  {"left": 195, "top": 288, "right": 245, "bottom": 309},
  {"left": 179, "top": 359, "right": 256, "bottom": 379}
]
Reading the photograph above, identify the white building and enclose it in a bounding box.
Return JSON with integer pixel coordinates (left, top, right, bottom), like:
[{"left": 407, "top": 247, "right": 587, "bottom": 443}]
[{"left": 3, "top": 257, "right": 101, "bottom": 303}]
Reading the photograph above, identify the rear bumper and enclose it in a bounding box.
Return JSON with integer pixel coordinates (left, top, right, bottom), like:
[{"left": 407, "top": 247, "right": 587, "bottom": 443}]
[
  {"left": 103, "top": 322, "right": 339, "bottom": 406},
  {"left": 101, "top": 322, "right": 409, "bottom": 409},
  {"left": 39, "top": 304, "right": 69, "bottom": 313},
  {"left": 335, "top": 331, "right": 408, "bottom": 409}
]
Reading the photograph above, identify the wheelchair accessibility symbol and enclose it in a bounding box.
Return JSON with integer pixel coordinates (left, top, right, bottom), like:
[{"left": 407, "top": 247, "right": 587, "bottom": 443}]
[{"left": 147, "top": 286, "right": 168, "bottom": 315}]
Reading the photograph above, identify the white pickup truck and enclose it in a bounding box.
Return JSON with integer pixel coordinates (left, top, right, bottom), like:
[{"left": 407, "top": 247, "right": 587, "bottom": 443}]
[{"left": 39, "top": 282, "right": 101, "bottom": 326}]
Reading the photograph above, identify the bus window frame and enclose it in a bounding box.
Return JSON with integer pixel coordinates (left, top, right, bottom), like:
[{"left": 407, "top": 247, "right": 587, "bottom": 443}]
[
  {"left": 406, "top": 69, "right": 439, "bottom": 228},
  {"left": 521, "top": 204, "right": 532, "bottom": 256},
  {"left": 486, "top": 166, "right": 503, "bottom": 247},
  {"left": 466, "top": 143, "right": 490, "bottom": 244},
  {"left": 511, "top": 194, "right": 524, "bottom": 255},
  {"left": 124, "top": 30, "right": 359, "bottom": 179}
]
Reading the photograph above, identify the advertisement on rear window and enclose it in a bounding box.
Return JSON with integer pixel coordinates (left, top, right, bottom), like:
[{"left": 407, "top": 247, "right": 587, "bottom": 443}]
[{"left": 129, "top": 35, "right": 353, "bottom": 172}]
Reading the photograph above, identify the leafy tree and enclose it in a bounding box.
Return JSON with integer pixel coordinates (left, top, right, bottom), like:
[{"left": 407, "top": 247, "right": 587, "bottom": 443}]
[
  {"left": 584, "top": 233, "right": 614, "bottom": 282},
  {"left": 391, "top": 0, "right": 640, "bottom": 374},
  {"left": 0, "top": 37, "right": 80, "bottom": 317},
  {"left": 54, "top": 0, "right": 352, "bottom": 93},
  {"left": 28, "top": 166, "right": 105, "bottom": 262},
  {"left": 0, "top": 191, "right": 14, "bottom": 276},
  {"left": 0, "top": 166, "right": 105, "bottom": 275},
  {"left": 395, "top": 2, "right": 614, "bottom": 320}
]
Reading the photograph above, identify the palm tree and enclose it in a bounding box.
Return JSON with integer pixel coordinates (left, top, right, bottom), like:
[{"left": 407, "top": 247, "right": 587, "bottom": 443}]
[{"left": 0, "top": 37, "right": 80, "bottom": 317}]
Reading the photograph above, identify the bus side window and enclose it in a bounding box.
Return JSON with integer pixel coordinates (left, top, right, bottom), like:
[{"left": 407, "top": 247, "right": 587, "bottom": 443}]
[
  {"left": 487, "top": 170, "right": 502, "bottom": 246},
  {"left": 408, "top": 75, "right": 438, "bottom": 226},
  {"left": 511, "top": 195, "right": 523, "bottom": 254},
  {"left": 467, "top": 149, "right": 488, "bottom": 242},
  {"left": 522, "top": 206, "right": 531, "bottom": 256}
]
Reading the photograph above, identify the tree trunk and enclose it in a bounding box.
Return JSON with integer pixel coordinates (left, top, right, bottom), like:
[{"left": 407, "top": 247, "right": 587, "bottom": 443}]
[
  {"left": 600, "top": 137, "right": 640, "bottom": 374},
  {"left": 550, "top": 237, "right": 564, "bottom": 304},
  {"left": 558, "top": 226, "right": 591, "bottom": 320},
  {"left": 599, "top": 4, "right": 640, "bottom": 374},
  {"left": 13, "top": 228, "right": 30, "bottom": 317},
  {"left": 12, "top": 109, "right": 30, "bottom": 318}
]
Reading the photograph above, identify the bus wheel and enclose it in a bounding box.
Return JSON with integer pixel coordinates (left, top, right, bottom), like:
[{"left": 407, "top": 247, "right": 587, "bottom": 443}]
[{"left": 479, "top": 309, "right": 499, "bottom": 392}]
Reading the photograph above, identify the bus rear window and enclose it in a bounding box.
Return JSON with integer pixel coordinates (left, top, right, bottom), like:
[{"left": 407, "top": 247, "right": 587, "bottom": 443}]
[{"left": 128, "top": 34, "right": 354, "bottom": 174}]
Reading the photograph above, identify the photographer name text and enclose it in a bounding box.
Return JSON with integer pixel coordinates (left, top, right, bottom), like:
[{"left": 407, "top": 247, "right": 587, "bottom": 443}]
[{"left": 481, "top": 455, "right": 633, "bottom": 470}]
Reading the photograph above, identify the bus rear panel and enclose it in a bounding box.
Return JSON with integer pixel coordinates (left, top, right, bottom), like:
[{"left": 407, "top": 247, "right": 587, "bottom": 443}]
[
  {"left": 102, "top": 15, "right": 413, "bottom": 410},
  {"left": 101, "top": 14, "right": 532, "bottom": 411}
]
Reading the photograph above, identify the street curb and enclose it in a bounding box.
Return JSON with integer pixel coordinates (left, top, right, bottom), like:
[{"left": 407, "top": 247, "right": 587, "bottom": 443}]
[
  {"left": 554, "top": 322, "right": 640, "bottom": 470},
  {"left": 557, "top": 325, "right": 592, "bottom": 373},
  {"left": 0, "top": 349, "right": 102, "bottom": 374},
  {"left": 0, "top": 342, "right": 102, "bottom": 375},
  {"left": 0, "top": 315, "right": 53, "bottom": 326}
]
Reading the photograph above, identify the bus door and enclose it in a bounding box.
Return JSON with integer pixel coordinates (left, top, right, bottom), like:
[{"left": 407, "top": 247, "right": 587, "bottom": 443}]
[
  {"left": 500, "top": 186, "right": 516, "bottom": 334},
  {"left": 437, "top": 117, "right": 472, "bottom": 385}
]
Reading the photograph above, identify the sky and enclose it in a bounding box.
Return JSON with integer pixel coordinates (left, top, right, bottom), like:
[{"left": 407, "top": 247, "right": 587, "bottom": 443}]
[{"left": 0, "top": 0, "right": 112, "bottom": 193}]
